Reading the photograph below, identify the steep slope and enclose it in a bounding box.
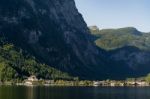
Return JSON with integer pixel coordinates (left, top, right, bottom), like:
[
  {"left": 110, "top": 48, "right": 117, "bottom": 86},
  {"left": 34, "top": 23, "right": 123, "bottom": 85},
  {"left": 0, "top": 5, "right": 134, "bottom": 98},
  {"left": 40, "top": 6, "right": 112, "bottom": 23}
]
[
  {"left": 0, "top": 0, "right": 108, "bottom": 80},
  {"left": 109, "top": 46, "right": 150, "bottom": 75},
  {"left": 90, "top": 26, "right": 150, "bottom": 77}
]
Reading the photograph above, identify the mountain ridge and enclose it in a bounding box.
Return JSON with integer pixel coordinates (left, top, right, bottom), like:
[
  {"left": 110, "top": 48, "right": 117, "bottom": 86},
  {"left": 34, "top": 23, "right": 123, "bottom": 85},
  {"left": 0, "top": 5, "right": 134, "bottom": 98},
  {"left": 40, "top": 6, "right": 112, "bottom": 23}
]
[
  {"left": 90, "top": 26, "right": 150, "bottom": 78},
  {"left": 0, "top": 0, "right": 150, "bottom": 81},
  {"left": 90, "top": 26, "right": 150, "bottom": 51},
  {"left": 0, "top": 0, "right": 110, "bottom": 80}
]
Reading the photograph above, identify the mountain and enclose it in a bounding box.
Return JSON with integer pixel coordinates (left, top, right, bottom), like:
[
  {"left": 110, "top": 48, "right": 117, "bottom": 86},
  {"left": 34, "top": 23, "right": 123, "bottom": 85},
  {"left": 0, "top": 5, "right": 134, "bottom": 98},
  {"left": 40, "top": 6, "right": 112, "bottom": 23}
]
[
  {"left": 0, "top": 0, "right": 112, "bottom": 80},
  {"left": 91, "top": 27, "right": 150, "bottom": 50},
  {"left": 90, "top": 26, "right": 150, "bottom": 77},
  {"left": 1, "top": 0, "right": 149, "bottom": 81}
]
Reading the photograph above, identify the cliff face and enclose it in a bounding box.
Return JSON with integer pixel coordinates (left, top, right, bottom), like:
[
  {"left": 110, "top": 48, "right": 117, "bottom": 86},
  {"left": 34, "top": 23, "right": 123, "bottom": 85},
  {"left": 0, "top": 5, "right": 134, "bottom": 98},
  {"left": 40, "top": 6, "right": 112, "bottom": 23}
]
[
  {"left": 0, "top": 0, "right": 106, "bottom": 79},
  {"left": 110, "top": 47, "right": 150, "bottom": 74}
]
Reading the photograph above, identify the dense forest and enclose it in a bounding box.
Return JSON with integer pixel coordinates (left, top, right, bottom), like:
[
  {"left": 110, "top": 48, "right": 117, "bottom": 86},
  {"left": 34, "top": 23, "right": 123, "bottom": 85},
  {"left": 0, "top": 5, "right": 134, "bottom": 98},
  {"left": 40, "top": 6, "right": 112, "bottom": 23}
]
[{"left": 0, "top": 37, "right": 72, "bottom": 82}]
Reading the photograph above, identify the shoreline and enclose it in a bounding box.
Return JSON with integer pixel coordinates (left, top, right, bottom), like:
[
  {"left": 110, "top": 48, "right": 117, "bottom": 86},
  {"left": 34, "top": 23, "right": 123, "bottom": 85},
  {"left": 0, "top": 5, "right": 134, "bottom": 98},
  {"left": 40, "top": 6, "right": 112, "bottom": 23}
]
[
  {"left": 1, "top": 76, "right": 150, "bottom": 87},
  {"left": 1, "top": 81, "right": 150, "bottom": 87},
  {"left": 1, "top": 84, "right": 150, "bottom": 87}
]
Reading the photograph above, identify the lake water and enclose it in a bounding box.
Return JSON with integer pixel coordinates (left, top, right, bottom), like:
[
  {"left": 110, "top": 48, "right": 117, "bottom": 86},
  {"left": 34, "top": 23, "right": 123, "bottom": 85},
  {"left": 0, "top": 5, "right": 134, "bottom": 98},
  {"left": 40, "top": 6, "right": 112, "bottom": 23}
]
[{"left": 0, "top": 86, "right": 150, "bottom": 99}]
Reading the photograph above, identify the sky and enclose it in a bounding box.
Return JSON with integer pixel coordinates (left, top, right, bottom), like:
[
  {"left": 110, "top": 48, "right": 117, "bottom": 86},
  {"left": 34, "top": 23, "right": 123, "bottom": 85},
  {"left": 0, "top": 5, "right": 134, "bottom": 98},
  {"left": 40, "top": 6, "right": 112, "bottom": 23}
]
[{"left": 75, "top": 0, "right": 150, "bottom": 32}]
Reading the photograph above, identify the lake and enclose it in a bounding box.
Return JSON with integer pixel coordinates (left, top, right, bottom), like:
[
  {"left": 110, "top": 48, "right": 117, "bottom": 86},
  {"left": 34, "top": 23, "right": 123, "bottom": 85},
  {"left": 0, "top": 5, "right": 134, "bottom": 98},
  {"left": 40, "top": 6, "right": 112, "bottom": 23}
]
[{"left": 0, "top": 86, "right": 150, "bottom": 99}]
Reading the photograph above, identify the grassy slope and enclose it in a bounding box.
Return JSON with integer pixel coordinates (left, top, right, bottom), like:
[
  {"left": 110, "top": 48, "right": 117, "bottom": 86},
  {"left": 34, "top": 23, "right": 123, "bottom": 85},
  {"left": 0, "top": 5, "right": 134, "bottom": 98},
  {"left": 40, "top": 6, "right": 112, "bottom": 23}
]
[{"left": 90, "top": 27, "right": 150, "bottom": 51}]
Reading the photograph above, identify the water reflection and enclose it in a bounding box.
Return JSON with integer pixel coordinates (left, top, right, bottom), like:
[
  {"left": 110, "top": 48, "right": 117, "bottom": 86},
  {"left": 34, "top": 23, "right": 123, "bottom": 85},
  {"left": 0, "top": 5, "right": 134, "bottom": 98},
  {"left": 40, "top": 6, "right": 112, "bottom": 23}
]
[
  {"left": 26, "top": 87, "right": 34, "bottom": 99},
  {"left": 1, "top": 86, "right": 150, "bottom": 99}
]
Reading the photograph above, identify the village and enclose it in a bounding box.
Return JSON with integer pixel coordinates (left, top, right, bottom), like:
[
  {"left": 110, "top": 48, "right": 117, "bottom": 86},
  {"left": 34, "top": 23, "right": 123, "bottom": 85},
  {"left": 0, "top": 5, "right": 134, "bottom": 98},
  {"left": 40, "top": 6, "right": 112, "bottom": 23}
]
[
  {"left": 93, "top": 80, "right": 150, "bottom": 87},
  {"left": 0, "top": 75, "right": 150, "bottom": 87}
]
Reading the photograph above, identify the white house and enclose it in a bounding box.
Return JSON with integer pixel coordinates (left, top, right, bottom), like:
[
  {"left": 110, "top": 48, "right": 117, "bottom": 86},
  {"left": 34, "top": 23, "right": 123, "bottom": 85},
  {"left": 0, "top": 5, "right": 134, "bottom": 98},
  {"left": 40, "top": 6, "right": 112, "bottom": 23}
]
[{"left": 27, "top": 75, "right": 38, "bottom": 82}]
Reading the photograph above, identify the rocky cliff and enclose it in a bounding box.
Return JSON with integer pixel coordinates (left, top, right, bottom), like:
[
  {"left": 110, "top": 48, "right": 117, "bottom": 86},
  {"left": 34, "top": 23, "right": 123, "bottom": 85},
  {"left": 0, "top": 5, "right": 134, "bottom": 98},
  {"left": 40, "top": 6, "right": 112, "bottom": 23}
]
[{"left": 0, "top": 0, "right": 107, "bottom": 79}]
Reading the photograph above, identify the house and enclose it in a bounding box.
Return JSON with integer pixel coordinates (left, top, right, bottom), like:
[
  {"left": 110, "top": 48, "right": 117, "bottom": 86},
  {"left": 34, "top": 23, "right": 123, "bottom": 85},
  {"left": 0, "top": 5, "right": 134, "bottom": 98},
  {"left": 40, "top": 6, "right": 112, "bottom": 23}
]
[
  {"left": 24, "top": 81, "right": 33, "bottom": 86},
  {"left": 136, "top": 80, "right": 149, "bottom": 86},
  {"left": 93, "top": 81, "right": 100, "bottom": 86},
  {"left": 93, "top": 81, "right": 108, "bottom": 86},
  {"left": 110, "top": 82, "right": 115, "bottom": 87},
  {"left": 119, "top": 82, "right": 125, "bottom": 86},
  {"left": 27, "top": 75, "right": 38, "bottom": 82},
  {"left": 24, "top": 75, "right": 38, "bottom": 86},
  {"left": 127, "top": 81, "right": 136, "bottom": 86}
]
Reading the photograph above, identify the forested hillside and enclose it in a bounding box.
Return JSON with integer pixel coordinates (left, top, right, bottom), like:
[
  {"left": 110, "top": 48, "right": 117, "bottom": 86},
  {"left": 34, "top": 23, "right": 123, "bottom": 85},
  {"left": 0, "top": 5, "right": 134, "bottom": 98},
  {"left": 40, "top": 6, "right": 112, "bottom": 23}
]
[
  {"left": 90, "top": 27, "right": 150, "bottom": 50},
  {"left": 0, "top": 37, "right": 71, "bottom": 81}
]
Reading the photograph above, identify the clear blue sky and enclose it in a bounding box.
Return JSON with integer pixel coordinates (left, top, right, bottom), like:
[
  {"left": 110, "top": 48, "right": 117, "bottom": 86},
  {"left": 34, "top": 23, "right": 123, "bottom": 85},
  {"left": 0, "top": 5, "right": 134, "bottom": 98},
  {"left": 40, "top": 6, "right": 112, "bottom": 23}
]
[{"left": 75, "top": 0, "right": 150, "bottom": 32}]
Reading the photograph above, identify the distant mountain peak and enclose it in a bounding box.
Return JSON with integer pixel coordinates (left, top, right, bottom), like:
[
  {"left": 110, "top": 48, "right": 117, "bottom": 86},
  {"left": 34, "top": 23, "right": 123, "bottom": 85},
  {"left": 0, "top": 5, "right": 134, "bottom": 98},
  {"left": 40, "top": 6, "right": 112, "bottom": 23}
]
[
  {"left": 89, "top": 26, "right": 99, "bottom": 31},
  {"left": 99, "top": 27, "right": 142, "bottom": 35}
]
